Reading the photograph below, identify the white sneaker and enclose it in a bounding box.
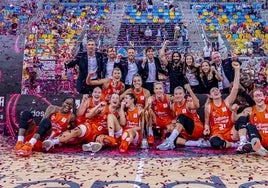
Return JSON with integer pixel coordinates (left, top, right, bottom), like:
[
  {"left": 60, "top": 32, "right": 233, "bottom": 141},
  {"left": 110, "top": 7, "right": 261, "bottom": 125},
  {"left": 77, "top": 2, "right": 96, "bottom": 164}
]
[
  {"left": 236, "top": 141, "right": 252, "bottom": 154},
  {"left": 156, "top": 138, "right": 175, "bottom": 150},
  {"left": 42, "top": 139, "right": 54, "bottom": 151},
  {"left": 251, "top": 138, "right": 268, "bottom": 156},
  {"left": 82, "top": 142, "right": 102, "bottom": 152},
  {"left": 197, "top": 138, "right": 211, "bottom": 148}
]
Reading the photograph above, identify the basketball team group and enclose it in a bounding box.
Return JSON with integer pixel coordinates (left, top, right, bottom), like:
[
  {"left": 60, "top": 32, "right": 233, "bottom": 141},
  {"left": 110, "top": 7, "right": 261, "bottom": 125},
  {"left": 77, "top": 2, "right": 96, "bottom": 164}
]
[{"left": 14, "top": 39, "right": 268, "bottom": 157}]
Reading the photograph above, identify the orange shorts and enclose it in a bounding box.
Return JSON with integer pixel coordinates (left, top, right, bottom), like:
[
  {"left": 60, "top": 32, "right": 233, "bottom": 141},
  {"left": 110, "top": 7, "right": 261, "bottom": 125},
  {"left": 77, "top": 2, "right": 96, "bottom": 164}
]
[
  {"left": 181, "top": 121, "right": 204, "bottom": 141},
  {"left": 155, "top": 116, "right": 173, "bottom": 129},
  {"left": 211, "top": 129, "right": 234, "bottom": 142},
  {"left": 259, "top": 132, "right": 268, "bottom": 148},
  {"left": 78, "top": 122, "right": 108, "bottom": 143}
]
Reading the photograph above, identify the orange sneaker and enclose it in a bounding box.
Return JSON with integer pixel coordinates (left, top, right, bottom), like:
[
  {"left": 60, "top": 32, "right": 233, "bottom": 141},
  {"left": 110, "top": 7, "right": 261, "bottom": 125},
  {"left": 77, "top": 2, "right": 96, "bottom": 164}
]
[
  {"left": 14, "top": 141, "right": 24, "bottom": 151},
  {"left": 119, "top": 140, "right": 129, "bottom": 153},
  {"left": 103, "top": 136, "right": 118, "bottom": 147},
  {"left": 147, "top": 135, "right": 155, "bottom": 145},
  {"left": 16, "top": 142, "right": 33, "bottom": 157}
]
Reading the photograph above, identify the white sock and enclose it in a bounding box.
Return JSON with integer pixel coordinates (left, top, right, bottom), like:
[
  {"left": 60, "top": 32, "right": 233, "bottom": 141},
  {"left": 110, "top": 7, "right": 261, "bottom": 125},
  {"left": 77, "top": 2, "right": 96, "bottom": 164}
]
[
  {"left": 29, "top": 138, "right": 37, "bottom": 146},
  {"left": 109, "top": 132, "right": 114, "bottom": 137},
  {"left": 240, "top": 136, "right": 247, "bottom": 143},
  {"left": 52, "top": 138, "right": 59, "bottom": 145},
  {"left": 168, "top": 129, "right": 179, "bottom": 142},
  {"left": 148, "top": 127, "right": 153, "bottom": 136},
  {"left": 231, "top": 142, "right": 239, "bottom": 148},
  {"left": 18, "top": 136, "right": 24, "bottom": 142},
  {"left": 185, "top": 140, "right": 199, "bottom": 147}
]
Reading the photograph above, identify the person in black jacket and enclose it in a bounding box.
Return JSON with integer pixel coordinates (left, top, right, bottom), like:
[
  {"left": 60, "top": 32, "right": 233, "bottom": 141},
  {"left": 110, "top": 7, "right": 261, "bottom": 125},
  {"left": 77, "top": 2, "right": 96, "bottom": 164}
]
[
  {"left": 139, "top": 46, "right": 167, "bottom": 94},
  {"left": 102, "top": 46, "right": 121, "bottom": 79},
  {"left": 118, "top": 47, "right": 142, "bottom": 90},
  {"left": 159, "top": 40, "right": 188, "bottom": 94},
  {"left": 211, "top": 51, "right": 240, "bottom": 94},
  {"left": 65, "top": 39, "right": 103, "bottom": 94}
]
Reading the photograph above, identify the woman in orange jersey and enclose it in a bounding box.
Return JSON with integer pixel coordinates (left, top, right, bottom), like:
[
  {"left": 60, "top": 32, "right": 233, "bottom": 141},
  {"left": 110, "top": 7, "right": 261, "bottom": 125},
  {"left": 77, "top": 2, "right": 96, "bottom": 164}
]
[
  {"left": 76, "top": 86, "right": 103, "bottom": 124},
  {"left": 204, "top": 61, "right": 251, "bottom": 152},
  {"left": 157, "top": 84, "right": 207, "bottom": 150},
  {"left": 120, "top": 74, "right": 151, "bottom": 145},
  {"left": 86, "top": 67, "right": 125, "bottom": 102},
  {"left": 120, "top": 74, "right": 150, "bottom": 108},
  {"left": 147, "top": 82, "right": 173, "bottom": 144},
  {"left": 233, "top": 89, "right": 268, "bottom": 156},
  {"left": 15, "top": 97, "right": 76, "bottom": 157},
  {"left": 42, "top": 93, "right": 122, "bottom": 153},
  {"left": 118, "top": 93, "right": 144, "bottom": 153}
]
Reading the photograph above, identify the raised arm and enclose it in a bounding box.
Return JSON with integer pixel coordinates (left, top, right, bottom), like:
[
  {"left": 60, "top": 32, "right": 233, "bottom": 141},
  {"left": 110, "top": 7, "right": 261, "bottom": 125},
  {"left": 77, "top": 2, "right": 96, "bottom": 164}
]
[
  {"left": 159, "top": 40, "right": 170, "bottom": 67},
  {"left": 224, "top": 61, "right": 240, "bottom": 107},
  {"left": 86, "top": 71, "right": 108, "bottom": 86},
  {"left": 184, "top": 83, "right": 199, "bottom": 109},
  {"left": 76, "top": 94, "right": 90, "bottom": 116},
  {"left": 203, "top": 102, "right": 211, "bottom": 136}
]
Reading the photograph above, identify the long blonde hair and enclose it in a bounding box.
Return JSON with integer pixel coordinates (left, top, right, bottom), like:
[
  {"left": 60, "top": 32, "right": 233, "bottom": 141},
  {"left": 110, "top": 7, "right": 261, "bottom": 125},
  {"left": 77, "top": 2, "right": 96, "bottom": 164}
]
[{"left": 200, "top": 60, "right": 213, "bottom": 81}]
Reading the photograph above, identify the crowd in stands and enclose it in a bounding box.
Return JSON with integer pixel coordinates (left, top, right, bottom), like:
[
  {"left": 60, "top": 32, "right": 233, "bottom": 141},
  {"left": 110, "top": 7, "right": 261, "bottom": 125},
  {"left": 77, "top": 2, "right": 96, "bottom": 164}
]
[
  {"left": 21, "top": 2, "right": 113, "bottom": 94},
  {"left": 196, "top": 2, "right": 268, "bottom": 56},
  {"left": 0, "top": 2, "right": 38, "bottom": 35}
]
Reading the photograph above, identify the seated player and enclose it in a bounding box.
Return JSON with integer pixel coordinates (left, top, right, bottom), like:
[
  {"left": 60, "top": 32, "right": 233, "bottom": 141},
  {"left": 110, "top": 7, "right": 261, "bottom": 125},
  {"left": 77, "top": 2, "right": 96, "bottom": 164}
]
[
  {"left": 14, "top": 97, "right": 76, "bottom": 157},
  {"left": 42, "top": 93, "right": 122, "bottom": 152},
  {"left": 118, "top": 93, "right": 144, "bottom": 153},
  {"left": 157, "top": 84, "right": 208, "bottom": 150}
]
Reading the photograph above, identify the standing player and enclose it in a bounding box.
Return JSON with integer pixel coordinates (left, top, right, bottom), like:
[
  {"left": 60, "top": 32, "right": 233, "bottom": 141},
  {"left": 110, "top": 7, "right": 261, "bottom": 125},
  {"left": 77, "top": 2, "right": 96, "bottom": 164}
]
[{"left": 86, "top": 67, "right": 125, "bottom": 102}]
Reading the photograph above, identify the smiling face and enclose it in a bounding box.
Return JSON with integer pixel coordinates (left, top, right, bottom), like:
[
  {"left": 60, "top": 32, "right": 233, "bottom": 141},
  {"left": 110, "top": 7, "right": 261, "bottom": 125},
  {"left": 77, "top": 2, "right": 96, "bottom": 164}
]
[
  {"left": 92, "top": 87, "right": 102, "bottom": 101},
  {"left": 240, "top": 72, "right": 253, "bottom": 88},
  {"left": 132, "top": 75, "right": 142, "bottom": 89},
  {"left": 154, "top": 82, "right": 164, "bottom": 96},
  {"left": 124, "top": 94, "right": 135, "bottom": 108},
  {"left": 146, "top": 48, "right": 155, "bottom": 60},
  {"left": 174, "top": 87, "right": 185, "bottom": 102},
  {"left": 212, "top": 52, "right": 221, "bottom": 66},
  {"left": 61, "top": 98, "right": 74, "bottom": 113},
  {"left": 109, "top": 93, "right": 120, "bottom": 107},
  {"left": 127, "top": 48, "right": 135, "bottom": 62},
  {"left": 172, "top": 52, "right": 181, "bottom": 64},
  {"left": 112, "top": 68, "right": 122, "bottom": 81},
  {"left": 253, "top": 90, "right": 265, "bottom": 106},
  {"left": 107, "top": 47, "right": 117, "bottom": 59},
  {"left": 201, "top": 61, "right": 210, "bottom": 73},
  {"left": 86, "top": 40, "right": 96, "bottom": 53},
  {"left": 210, "top": 87, "right": 222, "bottom": 100},
  {"left": 185, "top": 55, "right": 194, "bottom": 66}
]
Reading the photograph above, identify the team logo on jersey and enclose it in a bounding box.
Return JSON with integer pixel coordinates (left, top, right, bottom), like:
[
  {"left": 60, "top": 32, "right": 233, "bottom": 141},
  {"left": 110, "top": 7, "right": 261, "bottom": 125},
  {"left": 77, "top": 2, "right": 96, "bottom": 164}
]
[
  {"left": 140, "top": 96, "right": 144, "bottom": 100},
  {"left": 133, "top": 113, "right": 138, "bottom": 118},
  {"left": 163, "top": 103, "right": 168, "bottom": 108}
]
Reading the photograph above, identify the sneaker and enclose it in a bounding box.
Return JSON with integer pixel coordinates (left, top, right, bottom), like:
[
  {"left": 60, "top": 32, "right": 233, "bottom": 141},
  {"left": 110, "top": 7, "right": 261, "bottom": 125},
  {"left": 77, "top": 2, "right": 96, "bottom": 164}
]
[
  {"left": 251, "top": 138, "right": 268, "bottom": 157},
  {"left": 14, "top": 141, "right": 24, "bottom": 151},
  {"left": 147, "top": 135, "right": 154, "bottom": 145},
  {"left": 141, "top": 138, "right": 149, "bottom": 149},
  {"left": 119, "top": 140, "right": 129, "bottom": 153},
  {"left": 42, "top": 139, "right": 54, "bottom": 152},
  {"left": 103, "top": 136, "right": 118, "bottom": 147},
  {"left": 82, "top": 142, "right": 102, "bottom": 152},
  {"left": 156, "top": 138, "right": 175, "bottom": 150},
  {"left": 197, "top": 138, "right": 211, "bottom": 148},
  {"left": 16, "top": 142, "right": 33, "bottom": 157},
  {"left": 236, "top": 141, "right": 252, "bottom": 154}
]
